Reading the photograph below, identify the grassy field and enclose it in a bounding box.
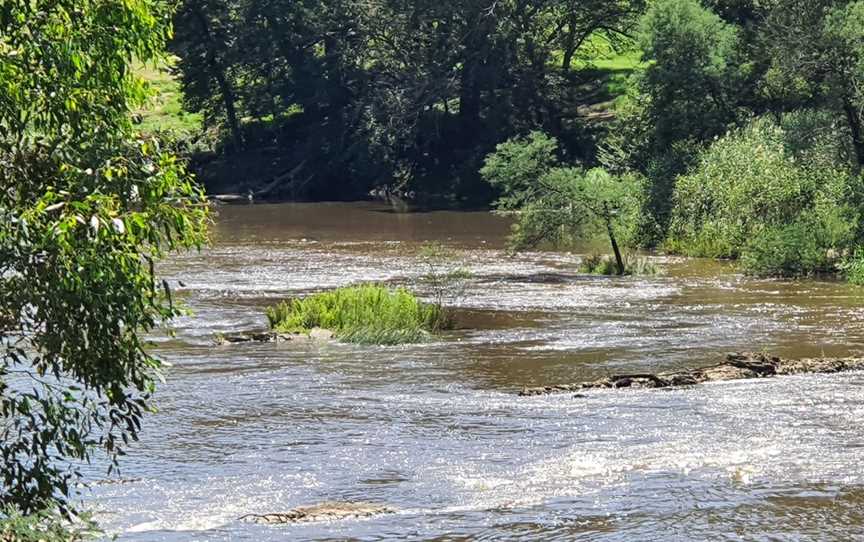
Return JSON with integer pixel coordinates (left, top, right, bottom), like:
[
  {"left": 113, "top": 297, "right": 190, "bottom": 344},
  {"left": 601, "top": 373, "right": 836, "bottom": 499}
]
[
  {"left": 572, "top": 49, "right": 643, "bottom": 97},
  {"left": 133, "top": 57, "right": 202, "bottom": 135},
  {"left": 572, "top": 49, "right": 643, "bottom": 72}
]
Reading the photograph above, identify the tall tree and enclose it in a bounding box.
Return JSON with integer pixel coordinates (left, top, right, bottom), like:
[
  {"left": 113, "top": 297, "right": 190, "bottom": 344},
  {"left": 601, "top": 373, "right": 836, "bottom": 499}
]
[
  {"left": 173, "top": 0, "right": 244, "bottom": 152},
  {"left": 481, "top": 132, "right": 645, "bottom": 273},
  {"left": 169, "top": 0, "right": 649, "bottom": 201},
  {"left": 759, "top": 0, "right": 864, "bottom": 168},
  {"left": 0, "top": 0, "right": 208, "bottom": 516},
  {"left": 639, "top": 0, "right": 743, "bottom": 145}
]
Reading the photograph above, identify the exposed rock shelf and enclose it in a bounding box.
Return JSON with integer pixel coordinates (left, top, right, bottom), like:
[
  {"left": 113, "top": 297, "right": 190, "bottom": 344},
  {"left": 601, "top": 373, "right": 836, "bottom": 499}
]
[
  {"left": 519, "top": 352, "right": 864, "bottom": 396},
  {"left": 239, "top": 502, "right": 395, "bottom": 524},
  {"left": 215, "top": 328, "right": 334, "bottom": 345}
]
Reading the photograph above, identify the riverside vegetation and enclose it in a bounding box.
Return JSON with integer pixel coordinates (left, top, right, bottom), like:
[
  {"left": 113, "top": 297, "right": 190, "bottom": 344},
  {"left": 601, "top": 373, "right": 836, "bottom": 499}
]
[
  {"left": 264, "top": 243, "right": 467, "bottom": 346},
  {"left": 157, "top": 0, "right": 864, "bottom": 280}
]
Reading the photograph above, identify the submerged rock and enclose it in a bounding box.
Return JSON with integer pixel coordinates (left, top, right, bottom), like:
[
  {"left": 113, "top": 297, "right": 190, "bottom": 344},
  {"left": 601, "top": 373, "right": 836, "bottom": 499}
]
[
  {"left": 239, "top": 502, "right": 395, "bottom": 524},
  {"left": 215, "top": 329, "right": 335, "bottom": 345},
  {"left": 90, "top": 478, "right": 142, "bottom": 486},
  {"left": 215, "top": 331, "right": 278, "bottom": 344},
  {"left": 519, "top": 352, "right": 864, "bottom": 396}
]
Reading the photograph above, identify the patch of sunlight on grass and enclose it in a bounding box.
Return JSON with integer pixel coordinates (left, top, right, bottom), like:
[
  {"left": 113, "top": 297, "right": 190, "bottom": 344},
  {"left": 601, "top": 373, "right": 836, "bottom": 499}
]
[{"left": 132, "top": 56, "right": 202, "bottom": 136}]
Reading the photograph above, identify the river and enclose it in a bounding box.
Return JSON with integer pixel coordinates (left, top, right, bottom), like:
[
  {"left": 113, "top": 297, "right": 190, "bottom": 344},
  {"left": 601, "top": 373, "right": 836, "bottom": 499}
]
[{"left": 90, "top": 202, "right": 864, "bottom": 540}]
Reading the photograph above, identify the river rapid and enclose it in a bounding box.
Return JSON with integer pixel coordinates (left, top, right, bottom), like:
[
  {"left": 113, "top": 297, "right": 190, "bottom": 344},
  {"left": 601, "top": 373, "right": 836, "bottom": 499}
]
[{"left": 89, "top": 202, "right": 864, "bottom": 541}]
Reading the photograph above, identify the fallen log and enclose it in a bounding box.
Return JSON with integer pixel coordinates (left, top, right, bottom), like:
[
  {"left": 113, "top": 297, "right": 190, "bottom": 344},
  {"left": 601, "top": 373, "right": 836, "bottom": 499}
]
[
  {"left": 252, "top": 160, "right": 308, "bottom": 199},
  {"left": 208, "top": 193, "right": 252, "bottom": 204},
  {"left": 519, "top": 352, "right": 864, "bottom": 396}
]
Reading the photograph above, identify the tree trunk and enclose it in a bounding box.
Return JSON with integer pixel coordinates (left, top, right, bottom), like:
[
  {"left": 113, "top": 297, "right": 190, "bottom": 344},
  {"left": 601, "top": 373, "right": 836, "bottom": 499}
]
[
  {"left": 561, "top": 15, "right": 578, "bottom": 72},
  {"left": 458, "top": 7, "right": 493, "bottom": 130},
  {"left": 562, "top": 20, "right": 596, "bottom": 74},
  {"left": 211, "top": 60, "right": 243, "bottom": 153},
  {"left": 459, "top": 57, "right": 482, "bottom": 128},
  {"left": 192, "top": 5, "right": 243, "bottom": 153},
  {"left": 604, "top": 206, "right": 625, "bottom": 275},
  {"left": 843, "top": 100, "right": 864, "bottom": 170}
]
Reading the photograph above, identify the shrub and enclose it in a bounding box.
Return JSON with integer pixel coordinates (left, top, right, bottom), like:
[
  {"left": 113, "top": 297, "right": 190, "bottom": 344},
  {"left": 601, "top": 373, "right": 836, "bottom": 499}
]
[
  {"left": 840, "top": 249, "right": 864, "bottom": 285},
  {"left": 667, "top": 117, "right": 862, "bottom": 276},
  {"left": 779, "top": 109, "right": 859, "bottom": 169},
  {"left": 265, "top": 285, "right": 450, "bottom": 345},
  {"left": 739, "top": 215, "right": 842, "bottom": 277},
  {"left": 625, "top": 255, "right": 663, "bottom": 276},
  {"left": 417, "top": 242, "right": 472, "bottom": 323},
  {"left": 579, "top": 253, "right": 661, "bottom": 276},
  {"left": 579, "top": 253, "right": 619, "bottom": 275}
]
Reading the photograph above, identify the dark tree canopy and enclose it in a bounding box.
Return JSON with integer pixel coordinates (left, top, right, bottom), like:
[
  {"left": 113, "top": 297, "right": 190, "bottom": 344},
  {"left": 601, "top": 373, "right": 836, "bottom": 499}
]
[
  {"left": 170, "top": 0, "right": 646, "bottom": 202},
  {"left": 163, "top": 0, "right": 864, "bottom": 278}
]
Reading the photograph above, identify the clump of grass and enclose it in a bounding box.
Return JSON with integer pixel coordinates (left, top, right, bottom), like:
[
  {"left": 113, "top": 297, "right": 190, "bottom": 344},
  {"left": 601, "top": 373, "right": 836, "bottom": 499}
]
[
  {"left": 626, "top": 255, "right": 662, "bottom": 276},
  {"left": 265, "top": 284, "right": 452, "bottom": 345},
  {"left": 578, "top": 253, "right": 661, "bottom": 276}
]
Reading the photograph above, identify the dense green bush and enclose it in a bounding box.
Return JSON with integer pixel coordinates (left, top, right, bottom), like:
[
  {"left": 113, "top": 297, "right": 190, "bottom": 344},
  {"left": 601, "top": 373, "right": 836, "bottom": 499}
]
[
  {"left": 778, "top": 109, "right": 859, "bottom": 169},
  {"left": 841, "top": 250, "right": 864, "bottom": 285},
  {"left": 739, "top": 215, "right": 844, "bottom": 277},
  {"left": 667, "top": 117, "right": 862, "bottom": 276},
  {"left": 265, "top": 285, "right": 451, "bottom": 345}
]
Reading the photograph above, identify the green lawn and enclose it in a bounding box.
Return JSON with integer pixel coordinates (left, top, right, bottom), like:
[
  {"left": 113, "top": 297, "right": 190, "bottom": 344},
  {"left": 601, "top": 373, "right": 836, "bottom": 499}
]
[
  {"left": 133, "top": 57, "right": 202, "bottom": 135},
  {"left": 572, "top": 50, "right": 643, "bottom": 72},
  {"left": 548, "top": 31, "right": 644, "bottom": 103},
  {"left": 572, "top": 49, "right": 644, "bottom": 97}
]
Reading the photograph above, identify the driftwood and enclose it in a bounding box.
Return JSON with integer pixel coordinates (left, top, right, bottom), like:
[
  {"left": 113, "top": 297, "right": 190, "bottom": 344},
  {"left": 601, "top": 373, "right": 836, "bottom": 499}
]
[
  {"left": 519, "top": 352, "right": 864, "bottom": 396},
  {"left": 207, "top": 160, "right": 309, "bottom": 204},
  {"left": 252, "top": 160, "right": 307, "bottom": 199},
  {"left": 209, "top": 193, "right": 252, "bottom": 204}
]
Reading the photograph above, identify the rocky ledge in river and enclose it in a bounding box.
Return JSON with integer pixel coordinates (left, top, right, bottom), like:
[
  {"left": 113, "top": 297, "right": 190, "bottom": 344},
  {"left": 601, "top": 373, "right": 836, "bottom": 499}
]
[
  {"left": 239, "top": 502, "right": 395, "bottom": 524},
  {"left": 215, "top": 327, "right": 334, "bottom": 345},
  {"left": 519, "top": 352, "right": 864, "bottom": 397}
]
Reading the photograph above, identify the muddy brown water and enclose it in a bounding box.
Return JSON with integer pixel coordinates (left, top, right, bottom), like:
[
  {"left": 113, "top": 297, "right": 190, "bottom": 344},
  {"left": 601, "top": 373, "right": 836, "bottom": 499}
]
[{"left": 89, "top": 202, "right": 864, "bottom": 540}]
